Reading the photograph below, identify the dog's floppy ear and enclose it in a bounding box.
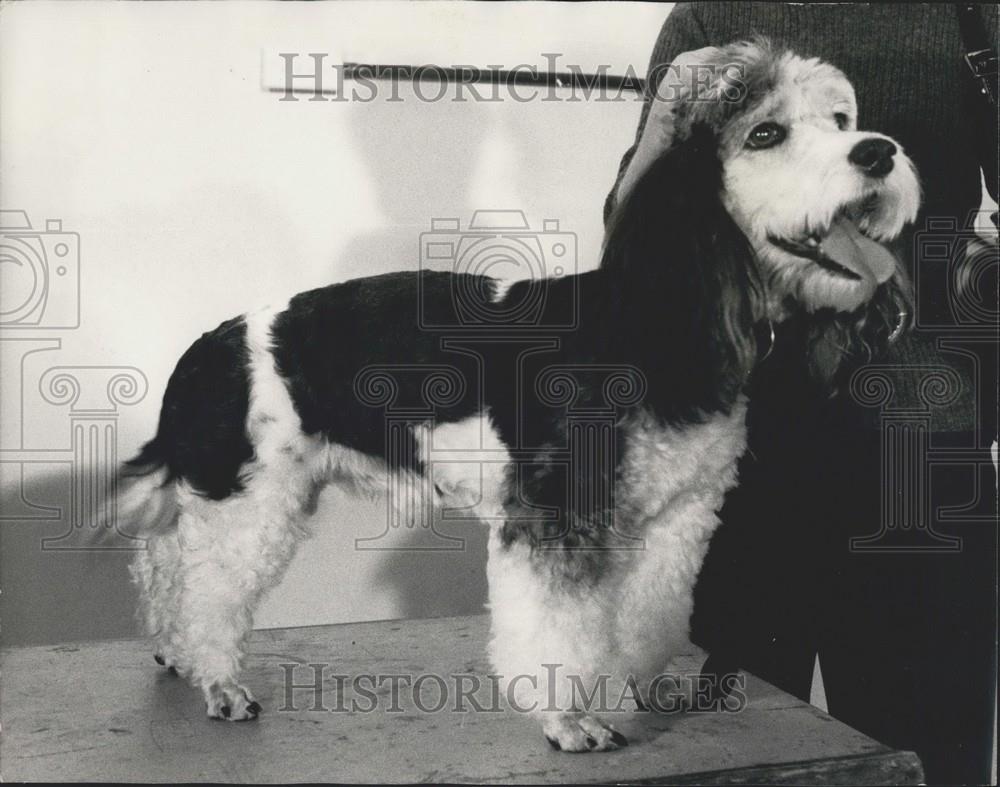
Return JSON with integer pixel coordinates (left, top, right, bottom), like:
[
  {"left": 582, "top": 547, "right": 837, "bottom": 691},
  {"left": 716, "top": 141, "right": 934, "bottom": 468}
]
[{"left": 600, "top": 123, "right": 761, "bottom": 423}]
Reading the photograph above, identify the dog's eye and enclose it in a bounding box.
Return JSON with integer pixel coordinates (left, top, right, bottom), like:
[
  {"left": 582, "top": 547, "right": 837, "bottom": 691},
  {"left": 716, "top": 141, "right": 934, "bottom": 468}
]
[
  {"left": 834, "top": 112, "right": 850, "bottom": 130},
  {"left": 746, "top": 122, "right": 787, "bottom": 149}
]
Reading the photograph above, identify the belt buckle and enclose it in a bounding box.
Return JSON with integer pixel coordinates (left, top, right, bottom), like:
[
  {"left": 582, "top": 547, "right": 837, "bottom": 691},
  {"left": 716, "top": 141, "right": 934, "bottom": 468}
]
[{"left": 964, "top": 48, "right": 999, "bottom": 79}]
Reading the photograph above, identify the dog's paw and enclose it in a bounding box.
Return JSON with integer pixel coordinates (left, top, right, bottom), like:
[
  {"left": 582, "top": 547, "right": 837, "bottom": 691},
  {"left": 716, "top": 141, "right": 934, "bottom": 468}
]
[
  {"left": 542, "top": 712, "right": 627, "bottom": 753},
  {"left": 205, "top": 683, "right": 261, "bottom": 722}
]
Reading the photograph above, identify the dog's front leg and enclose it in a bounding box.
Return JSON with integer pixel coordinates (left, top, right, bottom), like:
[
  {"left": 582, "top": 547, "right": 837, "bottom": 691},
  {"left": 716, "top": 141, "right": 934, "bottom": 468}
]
[
  {"left": 494, "top": 638, "right": 631, "bottom": 753},
  {"left": 487, "top": 534, "right": 629, "bottom": 752}
]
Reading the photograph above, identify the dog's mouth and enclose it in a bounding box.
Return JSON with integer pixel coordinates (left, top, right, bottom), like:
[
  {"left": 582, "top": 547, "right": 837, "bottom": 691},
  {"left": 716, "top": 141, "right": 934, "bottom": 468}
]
[{"left": 767, "top": 195, "right": 896, "bottom": 285}]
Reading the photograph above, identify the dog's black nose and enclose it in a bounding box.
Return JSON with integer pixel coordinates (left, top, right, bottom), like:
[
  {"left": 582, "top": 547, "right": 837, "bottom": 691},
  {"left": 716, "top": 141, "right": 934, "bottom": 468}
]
[{"left": 849, "top": 138, "right": 897, "bottom": 177}]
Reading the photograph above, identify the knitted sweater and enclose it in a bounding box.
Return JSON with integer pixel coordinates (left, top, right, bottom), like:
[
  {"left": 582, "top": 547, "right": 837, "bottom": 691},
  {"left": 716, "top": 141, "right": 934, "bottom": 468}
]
[{"left": 607, "top": 2, "right": 998, "bottom": 433}]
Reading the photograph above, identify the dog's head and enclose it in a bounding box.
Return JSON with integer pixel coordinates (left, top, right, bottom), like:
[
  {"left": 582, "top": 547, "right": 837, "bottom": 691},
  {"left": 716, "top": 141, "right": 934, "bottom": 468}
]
[
  {"left": 603, "top": 40, "right": 919, "bottom": 409},
  {"left": 680, "top": 40, "right": 919, "bottom": 317}
]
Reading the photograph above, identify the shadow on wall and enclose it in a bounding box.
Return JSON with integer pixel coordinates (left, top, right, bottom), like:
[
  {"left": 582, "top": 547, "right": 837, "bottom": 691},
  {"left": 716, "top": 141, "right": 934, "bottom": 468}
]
[
  {"left": 369, "top": 511, "right": 491, "bottom": 622},
  {"left": 0, "top": 465, "right": 491, "bottom": 647},
  {"left": 0, "top": 85, "right": 542, "bottom": 648},
  {"left": 0, "top": 467, "right": 141, "bottom": 647},
  {"left": 315, "top": 86, "right": 494, "bottom": 624},
  {"left": 334, "top": 86, "right": 489, "bottom": 282}
]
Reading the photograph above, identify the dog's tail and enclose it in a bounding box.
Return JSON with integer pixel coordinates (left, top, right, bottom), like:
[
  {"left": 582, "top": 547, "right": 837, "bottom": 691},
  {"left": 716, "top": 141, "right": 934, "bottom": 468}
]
[{"left": 94, "top": 437, "right": 179, "bottom": 544}]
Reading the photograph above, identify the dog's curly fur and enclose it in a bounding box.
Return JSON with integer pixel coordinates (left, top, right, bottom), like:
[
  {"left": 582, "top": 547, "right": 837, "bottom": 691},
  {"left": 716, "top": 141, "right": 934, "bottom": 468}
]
[{"left": 108, "top": 41, "right": 920, "bottom": 750}]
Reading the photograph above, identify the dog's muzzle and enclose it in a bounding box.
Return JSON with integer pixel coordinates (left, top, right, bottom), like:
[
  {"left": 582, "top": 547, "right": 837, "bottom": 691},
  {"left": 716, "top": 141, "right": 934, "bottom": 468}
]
[{"left": 766, "top": 195, "right": 897, "bottom": 287}]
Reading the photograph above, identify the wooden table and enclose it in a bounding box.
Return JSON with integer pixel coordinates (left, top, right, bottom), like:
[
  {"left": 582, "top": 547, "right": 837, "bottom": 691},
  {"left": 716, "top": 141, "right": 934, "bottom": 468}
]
[{"left": 1, "top": 614, "right": 922, "bottom": 784}]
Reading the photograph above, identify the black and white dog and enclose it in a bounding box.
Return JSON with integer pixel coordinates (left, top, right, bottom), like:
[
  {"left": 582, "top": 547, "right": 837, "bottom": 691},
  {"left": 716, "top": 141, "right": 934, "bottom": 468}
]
[{"left": 113, "top": 42, "right": 919, "bottom": 751}]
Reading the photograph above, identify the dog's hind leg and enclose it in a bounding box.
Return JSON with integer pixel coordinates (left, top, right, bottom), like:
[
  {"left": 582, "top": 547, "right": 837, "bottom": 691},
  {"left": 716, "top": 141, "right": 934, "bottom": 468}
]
[
  {"left": 130, "top": 530, "right": 183, "bottom": 672},
  {"left": 165, "top": 483, "right": 309, "bottom": 721}
]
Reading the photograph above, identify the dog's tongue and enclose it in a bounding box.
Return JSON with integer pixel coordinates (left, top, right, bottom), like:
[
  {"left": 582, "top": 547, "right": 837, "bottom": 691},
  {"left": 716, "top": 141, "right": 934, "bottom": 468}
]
[{"left": 820, "top": 218, "right": 895, "bottom": 284}]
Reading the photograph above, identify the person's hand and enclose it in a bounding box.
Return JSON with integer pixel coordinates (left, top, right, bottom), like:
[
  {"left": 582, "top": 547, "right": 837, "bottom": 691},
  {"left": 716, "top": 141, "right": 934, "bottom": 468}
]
[
  {"left": 644, "top": 47, "right": 724, "bottom": 146},
  {"left": 616, "top": 46, "right": 724, "bottom": 206}
]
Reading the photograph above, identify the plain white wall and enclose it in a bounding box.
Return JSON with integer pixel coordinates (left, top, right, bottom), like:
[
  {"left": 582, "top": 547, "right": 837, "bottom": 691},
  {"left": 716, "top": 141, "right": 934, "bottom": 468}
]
[{"left": 0, "top": 1, "right": 671, "bottom": 644}]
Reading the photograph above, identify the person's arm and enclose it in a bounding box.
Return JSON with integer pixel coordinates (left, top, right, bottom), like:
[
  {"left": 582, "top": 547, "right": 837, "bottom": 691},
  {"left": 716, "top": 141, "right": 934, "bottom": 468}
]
[
  {"left": 973, "top": 5, "right": 999, "bottom": 207},
  {"left": 603, "top": 4, "right": 710, "bottom": 223}
]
